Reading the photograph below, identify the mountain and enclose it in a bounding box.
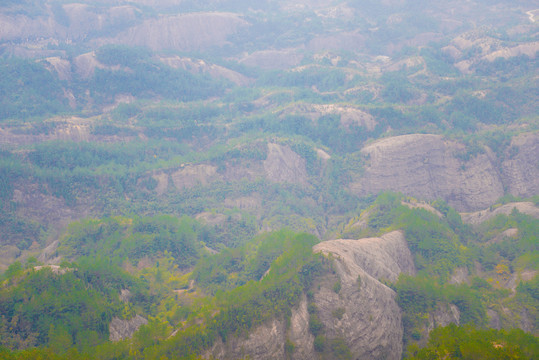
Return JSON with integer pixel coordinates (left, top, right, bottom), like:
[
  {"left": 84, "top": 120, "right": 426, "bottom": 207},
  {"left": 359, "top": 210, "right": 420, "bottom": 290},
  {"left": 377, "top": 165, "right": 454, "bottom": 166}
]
[{"left": 0, "top": 0, "right": 538, "bottom": 359}]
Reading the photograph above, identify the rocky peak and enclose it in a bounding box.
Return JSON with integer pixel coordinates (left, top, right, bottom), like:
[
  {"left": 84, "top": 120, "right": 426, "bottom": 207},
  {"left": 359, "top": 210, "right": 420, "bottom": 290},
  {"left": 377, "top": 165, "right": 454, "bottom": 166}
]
[
  {"left": 311, "top": 230, "right": 415, "bottom": 359},
  {"left": 205, "top": 231, "right": 416, "bottom": 359}
]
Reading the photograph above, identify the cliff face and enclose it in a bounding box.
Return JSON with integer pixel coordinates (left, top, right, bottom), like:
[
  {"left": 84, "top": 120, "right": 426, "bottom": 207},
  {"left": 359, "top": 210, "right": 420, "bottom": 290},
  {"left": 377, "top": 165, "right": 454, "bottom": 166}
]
[
  {"left": 312, "top": 231, "right": 416, "bottom": 360},
  {"left": 106, "top": 13, "right": 249, "bottom": 51},
  {"left": 263, "top": 143, "right": 308, "bottom": 185},
  {"left": 206, "top": 231, "right": 415, "bottom": 360},
  {"left": 350, "top": 133, "right": 539, "bottom": 212},
  {"left": 501, "top": 133, "right": 539, "bottom": 199}
]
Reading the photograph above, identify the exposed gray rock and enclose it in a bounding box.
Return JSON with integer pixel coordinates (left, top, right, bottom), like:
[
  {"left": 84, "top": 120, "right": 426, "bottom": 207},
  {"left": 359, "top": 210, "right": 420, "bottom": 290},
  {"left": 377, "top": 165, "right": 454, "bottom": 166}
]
[
  {"left": 312, "top": 231, "right": 416, "bottom": 360},
  {"left": 520, "top": 309, "right": 533, "bottom": 333},
  {"left": 461, "top": 202, "right": 539, "bottom": 224},
  {"left": 277, "top": 103, "right": 377, "bottom": 131},
  {"left": 315, "top": 231, "right": 416, "bottom": 283},
  {"left": 449, "top": 267, "right": 469, "bottom": 285},
  {"left": 107, "top": 13, "right": 249, "bottom": 51},
  {"left": 289, "top": 296, "right": 315, "bottom": 359},
  {"left": 109, "top": 315, "right": 148, "bottom": 342},
  {"left": 349, "top": 132, "right": 539, "bottom": 212},
  {"left": 207, "top": 319, "right": 285, "bottom": 360},
  {"left": 502, "top": 133, "right": 539, "bottom": 199},
  {"left": 487, "top": 309, "right": 501, "bottom": 330},
  {"left": 204, "top": 231, "right": 415, "bottom": 360},
  {"left": 159, "top": 56, "right": 252, "bottom": 86},
  {"left": 426, "top": 304, "right": 460, "bottom": 334},
  {"left": 222, "top": 160, "right": 265, "bottom": 183},
  {"left": 41, "top": 57, "right": 72, "bottom": 81},
  {"left": 263, "top": 143, "right": 308, "bottom": 185},
  {"left": 351, "top": 134, "right": 505, "bottom": 211},
  {"left": 401, "top": 200, "right": 443, "bottom": 218},
  {"left": 119, "top": 289, "right": 131, "bottom": 303},
  {"left": 171, "top": 164, "right": 218, "bottom": 190},
  {"left": 37, "top": 240, "right": 60, "bottom": 264},
  {"left": 150, "top": 171, "right": 169, "bottom": 196}
]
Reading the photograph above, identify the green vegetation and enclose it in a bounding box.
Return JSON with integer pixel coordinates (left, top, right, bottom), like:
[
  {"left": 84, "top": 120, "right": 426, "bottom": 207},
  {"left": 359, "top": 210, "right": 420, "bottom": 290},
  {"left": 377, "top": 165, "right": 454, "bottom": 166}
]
[
  {"left": 0, "top": 58, "right": 67, "bottom": 120},
  {"left": 1, "top": 227, "right": 328, "bottom": 359},
  {"left": 91, "top": 46, "right": 226, "bottom": 104},
  {"left": 407, "top": 324, "right": 539, "bottom": 359},
  {"left": 192, "top": 229, "right": 312, "bottom": 292},
  {"left": 346, "top": 193, "right": 469, "bottom": 279},
  {"left": 395, "top": 274, "right": 488, "bottom": 349},
  {"left": 0, "top": 261, "right": 148, "bottom": 352},
  {"left": 58, "top": 216, "right": 204, "bottom": 268},
  {"left": 340, "top": 192, "right": 538, "bottom": 355},
  {"left": 126, "top": 230, "right": 325, "bottom": 358},
  {"left": 1, "top": 1, "right": 538, "bottom": 358}
]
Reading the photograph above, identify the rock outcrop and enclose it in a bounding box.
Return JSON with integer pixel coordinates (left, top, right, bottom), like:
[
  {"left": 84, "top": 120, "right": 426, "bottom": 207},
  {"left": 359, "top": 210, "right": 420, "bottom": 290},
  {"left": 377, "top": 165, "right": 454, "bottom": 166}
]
[
  {"left": 425, "top": 304, "right": 460, "bottom": 334},
  {"left": 278, "top": 103, "right": 377, "bottom": 131},
  {"left": 263, "top": 143, "right": 308, "bottom": 185},
  {"left": 461, "top": 202, "right": 539, "bottom": 225},
  {"left": 160, "top": 56, "right": 252, "bottom": 86},
  {"left": 107, "top": 13, "right": 249, "bottom": 51},
  {"left": 171, "top": 164, "right": 218, "bottom": 190},
  {"left": 207, "top": 319, "right": 286, "bottom": 359},
  {"left": 109, "top": 315, "right": 148, "bottom": 342},
  {"left": 312, "top": 231, "right": 416, "bottom": 359},
  {"left": 239, "top": 49, "right": 304, "bottom": 69},
  {"left": 0, "top": 4, "right": 139, "bottom": 43},
  {"left": 501, "top": 133, "right": 539, "bottom": 199},
  {"left": 205, "top": 231, "right": 415, "bottom": 359},
  {"left": 349, "top": 133, "right": 539, "bottom": 212}
]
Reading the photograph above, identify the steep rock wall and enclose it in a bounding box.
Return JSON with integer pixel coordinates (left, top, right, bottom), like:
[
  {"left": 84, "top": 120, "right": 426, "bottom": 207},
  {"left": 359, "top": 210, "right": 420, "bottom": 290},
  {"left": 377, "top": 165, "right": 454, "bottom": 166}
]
[
  {"left": 263, "top": 143, "right": 308, "bottom": 185},
  {"left": 205, "top": 231, "right": 415, "bottom": 359},
  {"left": 502, "top": 133, "right": 539, "bottom": 198},
  {"left": 108, "top": 13, "right": 248, "bottom": 51},
  {"left": 349, "top": 133, "right": 539, "bottom": 212},
  {"left": 313, "top": 231, "right": 416, "bottom": 360}
]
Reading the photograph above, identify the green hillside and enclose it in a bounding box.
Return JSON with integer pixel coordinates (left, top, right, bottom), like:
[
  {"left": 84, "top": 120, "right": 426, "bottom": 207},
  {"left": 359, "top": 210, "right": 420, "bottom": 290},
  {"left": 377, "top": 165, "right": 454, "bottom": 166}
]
[{"left": 0, "top": 0, "right": 538, "bottom": 358}]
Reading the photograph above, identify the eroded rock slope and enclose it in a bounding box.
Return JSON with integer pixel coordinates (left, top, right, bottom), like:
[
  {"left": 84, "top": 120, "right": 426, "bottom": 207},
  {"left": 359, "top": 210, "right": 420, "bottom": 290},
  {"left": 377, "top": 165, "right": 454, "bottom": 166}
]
[
  {"left": 312, "top": 231, "right": 416, "bottom": 360},
  {"left": 205, "top": 230, "right": 415, "bottom": 359},
  {"left": 351, "top": 133, "right": 539, "bottom": 211}
]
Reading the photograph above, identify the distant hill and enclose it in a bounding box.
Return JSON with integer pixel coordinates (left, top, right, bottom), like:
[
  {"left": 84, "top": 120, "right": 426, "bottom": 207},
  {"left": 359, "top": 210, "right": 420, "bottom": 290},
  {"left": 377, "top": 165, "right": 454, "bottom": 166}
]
[{"left": 0, "top": 1, "right": 537, "bottom": 359}]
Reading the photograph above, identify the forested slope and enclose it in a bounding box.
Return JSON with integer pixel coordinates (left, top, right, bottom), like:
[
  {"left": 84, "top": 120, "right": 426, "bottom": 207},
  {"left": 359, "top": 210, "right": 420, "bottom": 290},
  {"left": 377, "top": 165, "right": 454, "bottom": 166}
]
[{"left": 0, "top": 0, "right": 538, "bottom": 358}]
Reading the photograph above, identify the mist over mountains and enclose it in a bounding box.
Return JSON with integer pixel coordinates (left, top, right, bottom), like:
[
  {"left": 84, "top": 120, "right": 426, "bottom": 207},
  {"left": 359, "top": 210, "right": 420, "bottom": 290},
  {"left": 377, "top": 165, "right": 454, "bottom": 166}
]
[{"left": 0, "top": 1, "right": 538, "bottom": 359}]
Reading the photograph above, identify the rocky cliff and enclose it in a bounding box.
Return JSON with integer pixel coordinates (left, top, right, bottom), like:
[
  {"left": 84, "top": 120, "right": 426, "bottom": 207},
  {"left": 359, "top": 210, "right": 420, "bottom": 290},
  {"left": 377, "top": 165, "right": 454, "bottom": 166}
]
[
  {"left": 105, "top": 12, "right": 248, "bottom": 51},
  {"left": 150, "top": 142, "right": 307, "bottom": 194},
  {"left": 501, "top": 133, "right": 539, "bottom": 199},
  {"left": 350, "top": 133, "right": 539, "bottom": 212},
  {"left": 109, "top": 315, "right": 148, "bottom": 342},
  {"left": 205, "top": 231, "right": 416, "bottom": 359},
  {"left": 264, "top": 143, "right": 308, "bottom": 185},
  {"left": 312, "top": 231, "right": 416, "bottom": 360}
]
